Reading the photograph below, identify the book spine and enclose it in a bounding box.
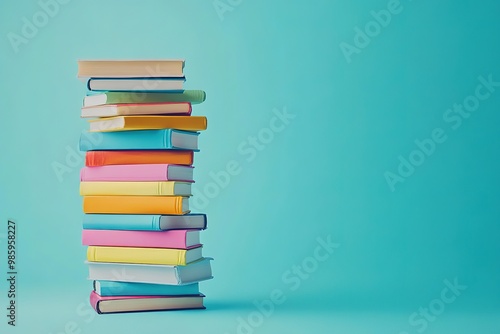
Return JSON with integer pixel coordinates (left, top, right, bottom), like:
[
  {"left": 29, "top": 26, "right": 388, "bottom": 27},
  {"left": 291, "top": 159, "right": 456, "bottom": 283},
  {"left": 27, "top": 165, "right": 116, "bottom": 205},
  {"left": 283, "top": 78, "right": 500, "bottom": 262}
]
[
  {"left": 89, "top": 291, "right": 102, "bottom": 314},
  {"left": 82, "top": 229, "right": 191, "bottom": 248},
  {"left": 82, "top": 214, "right": 162, "bottom": 231},
  {"left": 86, "top": 246, "right": 186, "bottom": 265},
  {"left": 97, "top": 281, "right": 199, "bottom": 297},
  {"left": 83, "top": 196, "right": 186, "bottom": 215}
]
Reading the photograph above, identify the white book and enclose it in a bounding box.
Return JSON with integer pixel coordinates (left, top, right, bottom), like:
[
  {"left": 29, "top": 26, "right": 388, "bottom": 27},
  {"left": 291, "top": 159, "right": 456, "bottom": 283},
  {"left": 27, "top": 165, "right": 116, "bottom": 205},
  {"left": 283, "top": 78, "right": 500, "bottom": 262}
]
[{"left": 86, "top": 258, "right": 213, "bottom": 285}]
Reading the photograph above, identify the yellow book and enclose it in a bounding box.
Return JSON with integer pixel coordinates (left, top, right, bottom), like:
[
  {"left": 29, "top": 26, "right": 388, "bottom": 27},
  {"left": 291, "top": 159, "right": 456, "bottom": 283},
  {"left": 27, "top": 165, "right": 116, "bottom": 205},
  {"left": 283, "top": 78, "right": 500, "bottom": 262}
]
[
  {"left": 89, "top": 116, "right": 207, "bottom": 132},
  {"left": 80, "top": 181, "right": 192, "bottom": 196},
  {"left": 86, "top": 246, "right": 203, "bottom": 265}
]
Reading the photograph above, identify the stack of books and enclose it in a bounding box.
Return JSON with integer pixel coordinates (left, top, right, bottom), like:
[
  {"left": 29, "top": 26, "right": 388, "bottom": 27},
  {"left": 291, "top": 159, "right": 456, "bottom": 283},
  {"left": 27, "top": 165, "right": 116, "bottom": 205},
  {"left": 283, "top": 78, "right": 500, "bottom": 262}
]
[{"left": 77, "top": 60, "right": 213, "bottom": 314}]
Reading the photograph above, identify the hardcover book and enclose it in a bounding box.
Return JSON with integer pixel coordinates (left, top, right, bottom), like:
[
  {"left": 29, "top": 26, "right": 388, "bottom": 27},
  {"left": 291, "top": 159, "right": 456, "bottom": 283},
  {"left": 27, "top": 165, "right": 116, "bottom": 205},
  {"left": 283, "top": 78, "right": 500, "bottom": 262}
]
[
  {"left": 88, "top": 115, "right": 207, "bottom": 132},
  {"left": 87, "top": 77, "right": 185, "bottom": 92},
  {"left": 86, "top": 245, "right": 203, "bottom": 265},
  {"left": 78, "top": 59, "right": 185, "bottom": 78},
  {"left": 86, "top": 258, "right": 213, "bottom": 285},
  {"left": 80, "top": 164, "right": 194, "bottom": 182},
  {"left": 83, "top": 196, "right": 190, "bottom": 215},
  {"left": 83, "top": 90, "right": 206, "bottom": 107},
  {"left": 94, "top": 280, "right": 200, "bottom": 297},
  {"left": 80, "top": 181, "right": 192, "bottom": 196},
  {"left": 82, "top": 214, "right": 207, "bottom": 231},
  {"left": 82, "top": 229, "right": 201, "bottom": 249},
  {"left": 85, "top": 150, "right": 194, "bottom": 167},
  {"left": 90, "top": 291, "right": 205, "bottom": 314},
  {"left": 79, "top": 129, "right": 200, "bottom": 151},
  {"left": 81, "top": 102, "right": 192, "bottom": 118}
]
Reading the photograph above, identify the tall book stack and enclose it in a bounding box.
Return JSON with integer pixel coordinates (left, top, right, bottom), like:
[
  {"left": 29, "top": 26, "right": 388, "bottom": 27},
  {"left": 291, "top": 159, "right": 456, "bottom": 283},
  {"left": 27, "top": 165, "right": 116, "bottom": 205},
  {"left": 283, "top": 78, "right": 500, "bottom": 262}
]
[{"left": 77, "top": 60, "right": 213, "bottom": 314}]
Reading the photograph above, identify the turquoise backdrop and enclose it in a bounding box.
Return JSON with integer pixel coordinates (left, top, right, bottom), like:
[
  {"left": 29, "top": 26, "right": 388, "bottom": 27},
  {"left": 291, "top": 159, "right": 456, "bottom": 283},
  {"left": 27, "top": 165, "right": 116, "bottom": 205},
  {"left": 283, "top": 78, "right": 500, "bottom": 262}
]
[{"left": 0, "top": 0, "right": 499, "bottom": 333}]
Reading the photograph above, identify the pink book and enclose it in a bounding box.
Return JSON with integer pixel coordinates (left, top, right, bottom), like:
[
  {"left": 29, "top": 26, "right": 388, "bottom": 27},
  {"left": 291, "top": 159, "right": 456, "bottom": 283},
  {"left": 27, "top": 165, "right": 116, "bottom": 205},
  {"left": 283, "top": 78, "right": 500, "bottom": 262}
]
[
  {"left": 80, "top": 164, "right": 194, "bottom": 182},
  {"left": 90, "top": 291, "right": 205, "bottom": 314},
  {"left": 82, "top": 229, "right": 201, "bottom": 249}
]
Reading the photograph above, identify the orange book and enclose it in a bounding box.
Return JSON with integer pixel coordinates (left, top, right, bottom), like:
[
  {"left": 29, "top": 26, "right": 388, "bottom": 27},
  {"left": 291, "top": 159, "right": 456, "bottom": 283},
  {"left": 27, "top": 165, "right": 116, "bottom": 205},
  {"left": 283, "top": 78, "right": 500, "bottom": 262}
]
[
  {"left": 85, "top": 150, "right": 194, "bottom": 167},
  {"left": 83, "top": 196, "right": 190, "bottom": 215},
  {"left": 89, "top": 116, "right": 207, "bottom": 132}
]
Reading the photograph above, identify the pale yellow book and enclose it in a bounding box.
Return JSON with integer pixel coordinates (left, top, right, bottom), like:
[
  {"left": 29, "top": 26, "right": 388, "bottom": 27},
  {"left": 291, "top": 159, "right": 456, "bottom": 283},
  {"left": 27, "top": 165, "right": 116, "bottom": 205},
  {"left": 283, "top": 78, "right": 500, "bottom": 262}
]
[
  {"left": 80, "top": 181, "right": 192, "bottom": 196},
  {"left": 86, "top": 246, "right": 203, "bottom": 265}
]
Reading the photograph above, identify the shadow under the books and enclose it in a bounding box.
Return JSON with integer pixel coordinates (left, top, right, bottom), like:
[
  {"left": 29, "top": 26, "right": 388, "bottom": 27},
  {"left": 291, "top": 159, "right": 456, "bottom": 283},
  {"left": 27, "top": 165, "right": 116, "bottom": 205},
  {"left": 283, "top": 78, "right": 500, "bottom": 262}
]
[{"left": 204, "top": 299, "right": 260, "bottom": 312}]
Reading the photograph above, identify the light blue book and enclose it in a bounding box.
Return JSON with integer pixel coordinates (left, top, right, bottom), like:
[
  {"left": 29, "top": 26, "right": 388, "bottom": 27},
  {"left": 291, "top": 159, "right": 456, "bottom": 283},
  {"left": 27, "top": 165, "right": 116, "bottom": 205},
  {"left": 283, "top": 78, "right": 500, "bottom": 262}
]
[
  {"left": 94, "top": 281, "right": 200, "bottom": 297},
  {"left": 79, "top": 129, "right": 199, "bottom": 151},
  {"left": 82, "top": 214, "right": 207, "bottom": 231}
]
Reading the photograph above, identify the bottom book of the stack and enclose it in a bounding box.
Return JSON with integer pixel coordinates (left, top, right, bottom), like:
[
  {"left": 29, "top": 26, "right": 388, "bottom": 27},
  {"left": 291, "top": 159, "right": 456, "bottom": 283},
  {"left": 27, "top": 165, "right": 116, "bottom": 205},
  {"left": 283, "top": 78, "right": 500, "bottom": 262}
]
[{"left": 90, "top": 291, "right": 205, "bottom": 314}]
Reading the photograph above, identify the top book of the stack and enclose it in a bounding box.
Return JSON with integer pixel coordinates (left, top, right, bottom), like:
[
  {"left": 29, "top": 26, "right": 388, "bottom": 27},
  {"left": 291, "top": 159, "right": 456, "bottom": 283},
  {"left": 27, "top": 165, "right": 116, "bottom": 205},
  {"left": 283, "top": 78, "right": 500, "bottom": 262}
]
[{"left": 77, "top": 60, "right": 185, "bottom": 78}]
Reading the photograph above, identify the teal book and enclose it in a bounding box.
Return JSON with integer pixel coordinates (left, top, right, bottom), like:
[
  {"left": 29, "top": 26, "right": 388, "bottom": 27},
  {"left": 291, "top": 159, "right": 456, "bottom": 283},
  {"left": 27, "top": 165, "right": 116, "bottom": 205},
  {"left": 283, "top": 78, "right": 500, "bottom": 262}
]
[
  {"left": 84, "top": 90, "right": 206, "bottom": 107},
  {"left": 82, "top": 214, "right": 207, "bottom": 231},
  {"left": 79, "top": 129, "right": 199, "bottom": 151},
  {"left": 94, "top": 281, "right": 200, "bottom": 297}
]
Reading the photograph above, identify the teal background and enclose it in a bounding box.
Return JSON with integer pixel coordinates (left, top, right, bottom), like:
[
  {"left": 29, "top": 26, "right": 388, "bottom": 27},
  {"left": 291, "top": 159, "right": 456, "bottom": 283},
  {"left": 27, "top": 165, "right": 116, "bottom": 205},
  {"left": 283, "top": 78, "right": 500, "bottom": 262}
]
[{"left": 0, "top": 0, "right": 499, "bottom": 333}]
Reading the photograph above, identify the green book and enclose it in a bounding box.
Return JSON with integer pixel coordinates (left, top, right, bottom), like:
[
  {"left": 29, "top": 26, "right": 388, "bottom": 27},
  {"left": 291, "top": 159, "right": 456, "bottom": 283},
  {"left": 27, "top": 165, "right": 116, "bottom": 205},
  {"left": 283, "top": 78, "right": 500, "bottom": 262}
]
[{"left": 84, "top": 90, "right": 206, "bottom": 107}]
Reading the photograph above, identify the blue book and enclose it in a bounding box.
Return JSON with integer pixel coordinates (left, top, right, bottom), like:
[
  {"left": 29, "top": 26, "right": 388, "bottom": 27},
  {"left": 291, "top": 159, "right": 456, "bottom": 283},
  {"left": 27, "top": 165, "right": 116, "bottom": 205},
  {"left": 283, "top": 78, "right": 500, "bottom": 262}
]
[
  {"left": 82, "top": 214, "right": 207, "bottom": 231},
  {"left": 94, "top": 281, "right": 200, "bottom": 297},
  {"left": 79, "top": 129, "right": 199, "bottom": 151}
]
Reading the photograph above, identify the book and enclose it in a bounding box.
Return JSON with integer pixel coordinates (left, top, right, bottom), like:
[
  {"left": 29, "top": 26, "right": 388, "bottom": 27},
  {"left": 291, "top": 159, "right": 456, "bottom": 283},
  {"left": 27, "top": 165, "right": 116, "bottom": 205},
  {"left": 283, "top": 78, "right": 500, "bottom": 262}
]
[
  {"left": 94, "top": 280, "right": 200, "bottom": 297},
  {"left": 85, "top": 150, "right": 194, "bottom": 167},
  {"left": 82, "top": 214, "right": 207, "bottom": 231},
  {"left": 79, "top": 129, "right": 200, "bottom": 151},
  {"left": 81, "top": 102, "right": 191, "bottom": 118},
  {"left": 87, "top": 77, "right": 185, "bottom": 92},
  {"left": 86, "top": 258, "right": 213, "bottom": 285},
  {"left": 83, "top": 196, "right": 190, "bottom": 215},
  {"left": 82, "top": 229, "right": 201, "bottom": 249},
  {"left": 80, "top": 181, "right": 192, "bottom": 196},
  {"left": 86, "top": 245, "right": 203, "bottom": 265},
  {"left": 78, "top": 60, "right": 185, "bottom": 78},
  {"left": 80, "top": 164, "right": 194, "bottom": 182},
  {"left": 83, "top": 91, "right": 206, "bottom": 107},
  {"left": 89, "top": 116, "right": 207, "bottom": 132},
  {"left": 90, "top": 291, "right": 205, "bottom": 314}
]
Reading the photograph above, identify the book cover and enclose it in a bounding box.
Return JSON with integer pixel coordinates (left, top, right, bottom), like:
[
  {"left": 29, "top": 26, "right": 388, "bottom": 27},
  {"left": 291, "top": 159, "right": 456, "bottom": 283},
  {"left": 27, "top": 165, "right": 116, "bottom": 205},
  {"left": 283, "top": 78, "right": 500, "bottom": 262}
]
[
  {"left": 79, "top": 129, "right": 200, "bottom": 151},
  {"left": 85, "top": 150, "right": 194, "bottom": 166},
  {"left": 81, "top": 102, "right": 192, "bottom": 117},
  {"left": 86, "top": 258, "right": 213, "bottom": 285},
  {"left": 78, "top": 59, "right": 185, "bottom": 78},
  {"left": 94, "top": 280, "right": 200, "bottom": 297},
  {"left": 83, "top": 196, "right": 190, "bottom": 215},
  {"left": 82, "top": 214, "right": 207, "bottom": 231},
  {"left": 88, "top": 115, "right": 207, "bottom": 132},
  {"left": 80, "top": 164, "right": 194, "bottom": 182},
  {"left": 89, "top": 291, "right": 205, "bottom": 314},
  {"left": 87, "top": 77, "right": 186, "bottom": 92},
  {"left": 86, "top": 245, "right": 203, "bottom": 265},
  {"left": 83, "top": 90, "right": 206, "bottom": 107},
  {"left": 82, "top": 229, "right": 201, "bottom": 249},
  {"left": 80, "top": 181, "right": 192, "bottom": 196}
]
